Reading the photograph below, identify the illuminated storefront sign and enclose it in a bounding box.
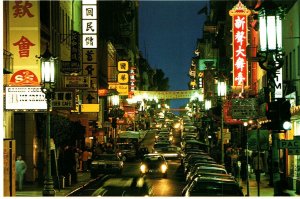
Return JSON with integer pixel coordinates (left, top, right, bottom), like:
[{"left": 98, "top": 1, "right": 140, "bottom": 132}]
[
  {"left": 229, "top": 1, "right": 251, "bottom": 88},
  {"left": 5, "top": 87, "right": 47, "bottom": 111},
  {"left": 9, "top": 0, "right": 40, "bottom": 81}
]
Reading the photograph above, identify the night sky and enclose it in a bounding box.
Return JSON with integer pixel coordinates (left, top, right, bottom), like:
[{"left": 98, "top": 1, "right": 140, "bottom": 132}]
[{"left": 139, "top": 0, "right": 208, "bottom": 110}]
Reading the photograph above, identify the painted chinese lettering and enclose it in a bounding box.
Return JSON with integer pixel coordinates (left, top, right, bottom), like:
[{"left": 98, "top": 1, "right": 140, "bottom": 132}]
[
  {"left": 13, "top": 0, "right": 34, "bottom": 18},
  {"left": 85, "top": 50, "right": 94, "bottom": 61},
  {"left": 13, "top": 36, "right": 35, "bottom": 58},
  {"left": 86, "top": 8, "right": 94, "bottom": 17},
  {"left": 86, "top": 22, "right": 95, "bottom": 32},
  {"left": 85, "top": 36, "right": 94, "bottom": 47}
]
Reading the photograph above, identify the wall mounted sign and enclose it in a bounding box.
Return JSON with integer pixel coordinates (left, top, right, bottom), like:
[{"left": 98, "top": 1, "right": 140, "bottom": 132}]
[
  {"left": 229, "top": 1, "right": 251, "bottom": 89},
  {"left": 9, "top": 69, "right": 39, "bottom": 86},
  {"left": 5, "top": 86, "right": 47, "bottom": 111}
]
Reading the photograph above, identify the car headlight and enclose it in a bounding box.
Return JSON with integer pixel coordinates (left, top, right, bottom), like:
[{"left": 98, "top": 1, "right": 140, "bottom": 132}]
[
  {"left": 161, "top": 164, "right": 167, "bottom": 173},
  {"left": 140, "top": 164, "right": 147, "bottom": 173}
]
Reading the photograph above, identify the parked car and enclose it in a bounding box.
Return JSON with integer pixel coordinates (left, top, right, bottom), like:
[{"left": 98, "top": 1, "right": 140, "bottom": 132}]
[
  {"left": 140, "top": 153, "right": 168, "bottom": 178},
  {"left": 183, "top": 176, "right": 244, "bottom": 196},
  {"left": 90, "top": 154, "right": 124, "bottom": 178},
  {"left": 185, "top": 166, "right": 228, "bottom": 182},
  {"left": 182, "top": 173, "right": 237, "bottom": 195},
  {"left": 92, "top": 176, "right": 153, "bottom": 196},
  {"left": 185, "top": 163, "right": 226, "bottom": 181}
]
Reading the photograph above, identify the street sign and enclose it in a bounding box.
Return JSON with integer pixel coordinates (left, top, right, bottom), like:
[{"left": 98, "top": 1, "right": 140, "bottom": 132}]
[
  {"left": 287, "top": 149, "right": 300, "bottom": 155},
  {"left": 278, "top": 140, "right": 300, "bottom": 149}
]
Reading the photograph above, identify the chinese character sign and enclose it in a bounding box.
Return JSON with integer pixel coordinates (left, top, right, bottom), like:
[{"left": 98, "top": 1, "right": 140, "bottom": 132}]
[
  {"left": 9, "top": 0, "right": 40, "bottom": 81},
  {"left": 229, "top": 1, "right": 251, "bottom": 88}
]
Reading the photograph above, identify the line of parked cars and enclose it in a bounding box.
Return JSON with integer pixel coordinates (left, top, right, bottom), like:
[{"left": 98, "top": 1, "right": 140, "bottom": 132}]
[{"left": 179, "top": 122, "right": 244, "bottom": 196}]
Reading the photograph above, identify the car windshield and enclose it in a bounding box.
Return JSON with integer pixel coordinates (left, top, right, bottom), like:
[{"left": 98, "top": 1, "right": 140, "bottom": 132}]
[
  {"left": 159, "top": 147, "right": 178, "bottom": 153},
  {"left": 144, "top": 156, "right": 163, "bottom": 162},
  {"left": 94, "top": 155, "right": 119, "bottom": 161}
]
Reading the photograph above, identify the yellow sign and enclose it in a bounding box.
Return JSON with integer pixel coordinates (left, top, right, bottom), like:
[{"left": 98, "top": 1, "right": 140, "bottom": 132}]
[
  {"left": 108, "top": 83, "right": 128, "bottom": 96},
  {"left": 71, "top": 104, "right": 100, "bottom": 113},
  {"left": 118, "top": 73, "right": 129, "bottom": 83},
  {"left": 9, "top": 1, "right": 40, "bottom": 80},
  {"left": 118, "top": 61, "right": 129, "bottom": 71}
]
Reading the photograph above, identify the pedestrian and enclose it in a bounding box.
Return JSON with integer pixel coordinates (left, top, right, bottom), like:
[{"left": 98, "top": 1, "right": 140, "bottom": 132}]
[
  {"left": 16, "top": 155, "right": 27, "bottom": 191},
  {"left": 231, "top": 148, "right": 239, "bottom": 178},
  {"left": 252, "top": 152, "right": 264, "bottom": 183},
  {"left": 239, "top": 149, "right": 247, "bottom": 181},
  {"left": 82, "top": 148, "right": 89, "bottom": 172}
]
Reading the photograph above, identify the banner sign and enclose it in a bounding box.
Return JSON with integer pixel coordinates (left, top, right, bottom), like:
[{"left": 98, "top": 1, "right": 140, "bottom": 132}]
[
  {"left": 9, "top": 0, "right": 41, "bottom": 82},
  {"left": 229, "top": 1, "right": 250, "bottom": 88},
  {"left": 134, "top": 90, "right": 204, "bottom": 100}
]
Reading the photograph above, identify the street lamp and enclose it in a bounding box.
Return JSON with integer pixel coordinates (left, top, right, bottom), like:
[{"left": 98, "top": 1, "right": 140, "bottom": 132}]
[
  {"left": 217, "top": 80, "right": 226, "bottom": 165},
  {"left": 40, "top": 45, "right": 56, "bottom": 196},
  {"left": 256, "top": 1, "right": 285, "bottom": 196}
]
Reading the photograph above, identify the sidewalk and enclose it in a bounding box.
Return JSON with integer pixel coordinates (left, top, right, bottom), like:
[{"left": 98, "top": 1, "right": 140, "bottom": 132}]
[
  {"left": 16, "top": 172, "right": 92, "bottom": 197},
  {"left": 240, "top": 172, "right": 300, "bottom": 197}
]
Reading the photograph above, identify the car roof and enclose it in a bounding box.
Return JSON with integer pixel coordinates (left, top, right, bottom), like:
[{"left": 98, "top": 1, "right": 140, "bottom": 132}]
[{"left": 195, "top": 176, "right": 236, "bottom": 183}]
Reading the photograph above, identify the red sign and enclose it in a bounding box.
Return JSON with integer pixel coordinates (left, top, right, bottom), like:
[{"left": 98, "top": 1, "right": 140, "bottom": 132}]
[
  {"left": 9, "top": 69, "right": 39, "bottom": 86},
  {"left": 98, "top": 89, "right": 108, "bottom": 96},
  {"left": 229, "top": 1, "right": 251, "bottom": 88}
]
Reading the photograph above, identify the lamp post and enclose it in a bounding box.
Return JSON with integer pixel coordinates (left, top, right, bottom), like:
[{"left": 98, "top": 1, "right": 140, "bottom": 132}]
[
  {"left": 40, "top": 46, "right": 56, "bottom": 196},
  {"left": 217, "top": 80, "right": 226, "bottom": 165},
  {"left": 257, "top": 1, "right": 285, "bottom": 196},
  {"left": 108, "top": 93, "right": 123, "bottom": 150}
]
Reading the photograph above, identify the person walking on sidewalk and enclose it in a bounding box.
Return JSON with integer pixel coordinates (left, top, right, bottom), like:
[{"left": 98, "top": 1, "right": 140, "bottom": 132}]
[{"left": 16, "top": 155, "right": 27, "bottom": 191}]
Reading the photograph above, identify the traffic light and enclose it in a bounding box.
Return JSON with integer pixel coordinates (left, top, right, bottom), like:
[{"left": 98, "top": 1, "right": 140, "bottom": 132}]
[
  {"left": 280, "top": 100, "right": 292, "bottom": 130},
  {"left": 266, "top": 99, "right": 291, "bottom": 130}
]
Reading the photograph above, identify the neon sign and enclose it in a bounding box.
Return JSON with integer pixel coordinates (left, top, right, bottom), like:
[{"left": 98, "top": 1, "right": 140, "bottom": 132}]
[{"left": 229, "top": 1, "right": 251, "bottom": 88}]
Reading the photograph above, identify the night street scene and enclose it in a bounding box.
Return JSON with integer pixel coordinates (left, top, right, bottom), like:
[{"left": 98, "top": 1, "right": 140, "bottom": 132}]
[{"left": 2, "top": 0, "right": 300, "bottom": 197}]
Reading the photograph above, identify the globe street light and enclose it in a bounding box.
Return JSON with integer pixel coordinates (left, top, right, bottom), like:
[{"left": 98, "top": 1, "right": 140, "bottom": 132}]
[
  {"left": 40, "top": 45, "right": 56, "bottom": 196},
  {"left": 217, "top": 80, "right": 226, "bottom": 165}
]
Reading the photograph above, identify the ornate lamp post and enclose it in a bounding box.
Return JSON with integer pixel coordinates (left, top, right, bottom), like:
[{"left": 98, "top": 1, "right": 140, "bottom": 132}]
[
  {"left": 217, "top": 80, "right": 227, "bottom": 165},
  {"left": 108, "top": 93, "right": 124, "bottom": 150},
  {"left": 256, "top": 1, "right": 285, "bottom": 195},
  {"left": 40, "top": 46, "right": 56, "bottom": 196}
]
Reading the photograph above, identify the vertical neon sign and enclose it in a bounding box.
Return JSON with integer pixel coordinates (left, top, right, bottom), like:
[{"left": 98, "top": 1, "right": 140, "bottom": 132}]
[{"left": 229, "top": 1, "right": 251, "bottom": 88}]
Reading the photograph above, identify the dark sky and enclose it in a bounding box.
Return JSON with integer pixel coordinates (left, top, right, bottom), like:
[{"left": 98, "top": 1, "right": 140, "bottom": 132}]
[{"left": 139, "top": 0, "right": 208, "bottom": 109}]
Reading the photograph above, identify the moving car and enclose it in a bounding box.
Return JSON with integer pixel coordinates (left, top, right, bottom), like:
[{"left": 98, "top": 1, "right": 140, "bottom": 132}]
[
  {"left": 154, "top": 145, "right": 183, "bottom": 160},
  {"left": 140, "top": 153, "right": 168, "bottom": 178},
  {"left": 92, "top": 176, "right": 153, "bottom": 196},
  {"left": 90, "top": 154, "right": 124, "bottom": 178},
  {"left": 116, "top": 143, "right": 136, "bottom": 161}
]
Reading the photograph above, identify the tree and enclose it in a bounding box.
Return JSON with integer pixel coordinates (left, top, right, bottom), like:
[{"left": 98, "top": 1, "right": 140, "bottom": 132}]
[{"left": 152, "top": 69, "right": 169, "bottom": 91}]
